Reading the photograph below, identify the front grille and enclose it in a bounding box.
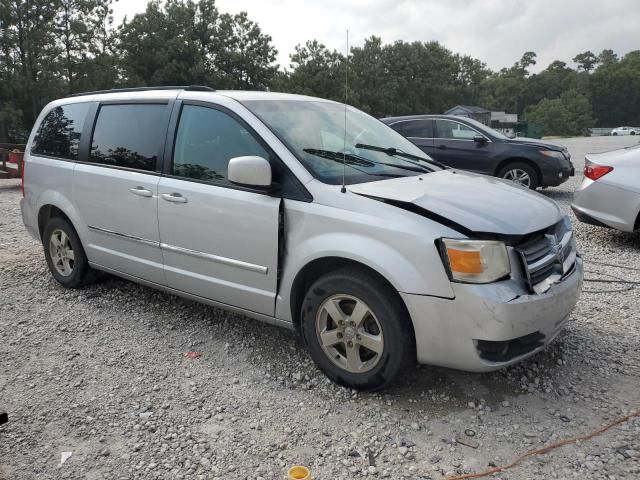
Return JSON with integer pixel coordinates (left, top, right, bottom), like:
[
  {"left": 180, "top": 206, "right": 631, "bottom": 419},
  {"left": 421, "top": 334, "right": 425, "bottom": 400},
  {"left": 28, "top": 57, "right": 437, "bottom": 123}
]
[{"left": 516, "top": 219, "right": 577, "bottom": 294}]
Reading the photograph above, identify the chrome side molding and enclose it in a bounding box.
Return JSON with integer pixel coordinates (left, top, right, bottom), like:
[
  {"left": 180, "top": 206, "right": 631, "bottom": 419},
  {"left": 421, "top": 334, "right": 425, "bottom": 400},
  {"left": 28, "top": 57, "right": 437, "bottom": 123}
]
[
  {"left": 160, "top": 243, "right": 268, "bottom": 275},
  {"left": 88, "top": 225, "right": 159, "bottom": 247},
  {"left": 88, "top": 225, "right": 269, "bottom": 275}
]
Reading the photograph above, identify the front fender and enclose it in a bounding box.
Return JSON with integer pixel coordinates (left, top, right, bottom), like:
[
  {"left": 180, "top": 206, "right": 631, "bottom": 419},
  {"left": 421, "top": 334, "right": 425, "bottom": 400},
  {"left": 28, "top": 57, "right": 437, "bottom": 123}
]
[{"left": 275, "top": 200, "right": 456, "bottom": 322}]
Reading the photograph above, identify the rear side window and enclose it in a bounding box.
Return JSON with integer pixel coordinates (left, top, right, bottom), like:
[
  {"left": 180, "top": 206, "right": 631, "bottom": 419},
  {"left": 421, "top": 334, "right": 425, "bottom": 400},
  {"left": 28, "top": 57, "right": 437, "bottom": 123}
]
[
  {"left": 391, "top": 120, "right": 433, "bottom": 138},
  {"left": 172, "top": 105, "right": 269, "bottom": 184},
  {"left": 90, "top": 104, "right": 166, "bottom": 171},
  {"left": 32, "top": 103, "right": 90, "bottom": 160}
]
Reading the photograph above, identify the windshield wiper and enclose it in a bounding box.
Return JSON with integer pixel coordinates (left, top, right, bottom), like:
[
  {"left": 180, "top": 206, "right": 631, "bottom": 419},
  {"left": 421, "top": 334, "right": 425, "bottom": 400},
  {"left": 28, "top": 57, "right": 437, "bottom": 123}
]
[
  {"left": 302, "top": 148, "right": 429, "bottom": 174},
  {"left": 355, "top": 143, "right": 447, "bottom": 170},
  {"left": 303, "top": 149, "right": 375, "bottom": 167}
]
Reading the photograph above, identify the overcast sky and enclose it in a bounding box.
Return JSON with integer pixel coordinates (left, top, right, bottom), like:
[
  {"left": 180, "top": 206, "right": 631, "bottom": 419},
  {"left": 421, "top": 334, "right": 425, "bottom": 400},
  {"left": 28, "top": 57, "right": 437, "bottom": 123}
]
[{"left": 112, "top": 0, "right": 640, "bottom": 72}]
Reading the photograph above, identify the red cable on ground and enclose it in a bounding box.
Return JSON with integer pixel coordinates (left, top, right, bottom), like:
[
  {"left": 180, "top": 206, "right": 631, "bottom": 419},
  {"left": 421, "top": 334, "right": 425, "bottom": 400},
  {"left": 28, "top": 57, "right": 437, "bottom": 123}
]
[{"left": 447, "top": 410, "right": 640, "bottom": 480}]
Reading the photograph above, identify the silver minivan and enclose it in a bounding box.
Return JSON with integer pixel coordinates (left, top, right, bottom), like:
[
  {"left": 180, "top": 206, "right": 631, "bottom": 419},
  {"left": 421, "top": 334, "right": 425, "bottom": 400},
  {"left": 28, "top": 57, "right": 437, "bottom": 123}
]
[{"left": 21, "top": 87, "right": 583, "bottom": 389}]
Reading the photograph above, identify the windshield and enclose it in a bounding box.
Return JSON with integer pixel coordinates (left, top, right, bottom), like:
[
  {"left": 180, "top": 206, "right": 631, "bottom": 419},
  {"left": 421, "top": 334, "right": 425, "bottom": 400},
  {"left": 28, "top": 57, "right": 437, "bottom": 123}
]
[
  {"left": 462, "top": 117, "right": 510, "bottom": 140},
  {"left": 242, "top": 99, "right": 440, "bottom": 185}
]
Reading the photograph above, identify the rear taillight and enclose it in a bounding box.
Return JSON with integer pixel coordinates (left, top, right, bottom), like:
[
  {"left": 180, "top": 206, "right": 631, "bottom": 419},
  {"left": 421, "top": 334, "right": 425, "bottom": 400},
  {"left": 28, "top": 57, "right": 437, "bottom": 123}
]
[{"left": 584, "top": 164, "right": 613, "bottom": 181}]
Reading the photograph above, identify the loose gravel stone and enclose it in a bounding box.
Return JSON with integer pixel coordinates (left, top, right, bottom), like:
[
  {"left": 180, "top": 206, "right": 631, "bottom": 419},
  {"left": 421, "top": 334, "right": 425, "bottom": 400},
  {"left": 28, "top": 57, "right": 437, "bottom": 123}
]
[{"left": 1, "top": 136, "right": 639, "bottom": 479}]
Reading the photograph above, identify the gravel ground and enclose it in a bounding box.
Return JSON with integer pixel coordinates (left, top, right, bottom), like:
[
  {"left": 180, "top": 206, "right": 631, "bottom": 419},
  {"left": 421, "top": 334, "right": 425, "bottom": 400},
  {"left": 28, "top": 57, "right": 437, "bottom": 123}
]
[{"left": 1, "top": 136, "right": 639, "bottom": 480}]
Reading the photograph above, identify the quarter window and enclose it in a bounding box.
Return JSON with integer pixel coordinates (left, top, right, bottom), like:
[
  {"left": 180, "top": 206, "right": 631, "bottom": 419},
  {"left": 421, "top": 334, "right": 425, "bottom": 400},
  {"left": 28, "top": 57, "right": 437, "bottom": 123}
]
[
  {"left": 172, "top": 105, "right": 269, "bottom": 183},
  {"left": 32, "top": 103, "right": 90, "bottom": 160},
  {"left": 90, "top": 104, "right": 166, "bottom": 171},
  {"left": 435, "top": 119, "right": 478, "bottom": 140},
  {"left": 391, "top": 120, "right": 433, "bottom": 138}
]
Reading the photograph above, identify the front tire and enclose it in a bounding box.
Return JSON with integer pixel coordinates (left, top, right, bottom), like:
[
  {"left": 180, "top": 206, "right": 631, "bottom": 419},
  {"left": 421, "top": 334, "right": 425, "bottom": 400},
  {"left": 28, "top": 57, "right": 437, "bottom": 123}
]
[
  {"left": 498, "top": 162, "right": 539, "bottom": 190},
  {"left": 43, "top": 216, "right": 95, "bottom": 288},
  {"left": 631, "top": 131, "right": 636, "bottom": 136},
  {"left": 300, "top": 267, "right": 414, "bottom": 390}
]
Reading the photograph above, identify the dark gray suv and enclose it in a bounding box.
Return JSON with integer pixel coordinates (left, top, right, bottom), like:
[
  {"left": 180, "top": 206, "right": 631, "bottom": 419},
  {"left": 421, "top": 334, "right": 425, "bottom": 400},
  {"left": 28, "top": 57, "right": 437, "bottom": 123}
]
[{"left": 381, "top": 114, "right": 575, "bottom": 189}]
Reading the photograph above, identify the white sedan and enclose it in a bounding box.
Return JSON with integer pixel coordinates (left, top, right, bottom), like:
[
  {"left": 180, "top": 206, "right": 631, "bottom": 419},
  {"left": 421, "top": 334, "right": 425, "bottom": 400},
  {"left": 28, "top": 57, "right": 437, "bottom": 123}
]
[
  {"left": 611, "top": 126, "right": 640, "bottom": 136},
  {"left": 572, "top": 145, "right": 640, "bottom": 232}
]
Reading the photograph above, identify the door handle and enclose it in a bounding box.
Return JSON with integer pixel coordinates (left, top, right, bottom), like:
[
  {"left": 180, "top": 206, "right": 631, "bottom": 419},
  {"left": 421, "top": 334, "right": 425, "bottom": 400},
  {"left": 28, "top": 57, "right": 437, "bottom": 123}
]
[
  {"left": 437, "top": 145, "right": 447, "bottom": 150},
  {"left": 129, "top": 186, "right": 153, "bottom": 197},
  {"left": 161, "top": 193, "right": 188, "bottom": 204}
]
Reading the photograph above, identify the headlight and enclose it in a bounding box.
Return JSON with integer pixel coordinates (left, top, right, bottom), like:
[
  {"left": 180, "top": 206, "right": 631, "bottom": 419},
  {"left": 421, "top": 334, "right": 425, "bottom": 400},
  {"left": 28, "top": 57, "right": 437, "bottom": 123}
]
[
  {"left": 440, "top": 239, "right": 510, "bottom": 283},
  {"left": 540, "top": 150, "right": 564, "bottom": 159}
]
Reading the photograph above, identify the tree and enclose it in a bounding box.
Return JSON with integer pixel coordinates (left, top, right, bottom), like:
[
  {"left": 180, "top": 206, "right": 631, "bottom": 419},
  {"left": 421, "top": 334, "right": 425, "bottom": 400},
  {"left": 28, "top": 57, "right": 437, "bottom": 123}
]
[
  {"left": 212, "top": 11, "right": 278, "bottom": 89},
  {"left": 573, "top": 51, "right": 598, "bottom": 72},
  {"left": 590, "top": 50, "right": 640, "bottom": 126},
  {"left": 597, "top": 49, "right": 618, "bottom": 68},
  {"left": 117, "top": 0, "right": 277, "bottom": 89},
  {"left": 275, "top": 40, "right": 345, "bottom": 101},
  {"left": 0, "top": 0, "right": 63, "bottom": 135},
  {"left": 526, "top": 89, "right": 593, "bottom": 136},
  {"left": 55, "top": 0, "right": 98, "bottom": 93},
  {"left": 524, "top": 60, "right": 580, "bottom": 108},
  {"left": 478, "top": 51, "right": 537, "bottom": 114},
  {"left": 518, "top": 51, "right": 537, "bottom": 73}
]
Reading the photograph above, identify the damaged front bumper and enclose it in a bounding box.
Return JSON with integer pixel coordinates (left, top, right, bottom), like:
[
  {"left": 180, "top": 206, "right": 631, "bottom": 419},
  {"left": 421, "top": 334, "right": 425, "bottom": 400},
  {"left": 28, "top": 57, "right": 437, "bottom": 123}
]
[{"left": 401, "top": 256, "right": 583, "bottom": 372}]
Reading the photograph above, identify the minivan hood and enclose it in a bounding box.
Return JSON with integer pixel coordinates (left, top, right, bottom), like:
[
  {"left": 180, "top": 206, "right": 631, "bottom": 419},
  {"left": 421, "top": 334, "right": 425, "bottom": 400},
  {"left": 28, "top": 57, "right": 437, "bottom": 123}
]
[
  {"left": 349, "top": 170, "right": 563, "bottom": 236},
  {"left": 504, "top": 137, "right": 565, "bottom": 151}
]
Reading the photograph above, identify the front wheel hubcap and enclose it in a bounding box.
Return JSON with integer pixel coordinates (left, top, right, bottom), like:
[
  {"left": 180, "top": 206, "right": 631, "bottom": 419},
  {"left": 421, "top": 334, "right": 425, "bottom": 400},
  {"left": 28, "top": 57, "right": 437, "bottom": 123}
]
[
  {"left": 503, "top": 168, "right": 531, "bottom": 187},
  {"left": 49, "top": 229, "right": 75, "bottom": 277},
  {"left": 315, "top": 294, "right": 384, "bottom": 373}
]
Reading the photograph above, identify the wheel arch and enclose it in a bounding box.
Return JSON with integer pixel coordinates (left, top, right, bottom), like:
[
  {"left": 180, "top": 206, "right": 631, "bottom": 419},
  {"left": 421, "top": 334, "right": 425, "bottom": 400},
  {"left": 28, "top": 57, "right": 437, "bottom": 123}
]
[
  {"left": 38, "top": 204, "right": 70, "bottom": 238},
  {"left": 288, "top": 256, "right": 414, "bottom": 337},
  {"left": 36, "top": 199, "right": 87, "bottom": 247}
]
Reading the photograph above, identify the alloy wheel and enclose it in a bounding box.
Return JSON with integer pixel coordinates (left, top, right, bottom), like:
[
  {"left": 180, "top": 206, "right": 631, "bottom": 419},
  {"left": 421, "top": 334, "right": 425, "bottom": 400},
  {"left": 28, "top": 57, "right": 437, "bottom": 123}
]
[
  {"left": 315, "top": 294, "right": 384, "bottom": 373},
  {"left": 49, "top": 228, "right": 75, "bottom": 276},
  {"left": 503, "top": 168, "right": 531, "bottom": 188}
]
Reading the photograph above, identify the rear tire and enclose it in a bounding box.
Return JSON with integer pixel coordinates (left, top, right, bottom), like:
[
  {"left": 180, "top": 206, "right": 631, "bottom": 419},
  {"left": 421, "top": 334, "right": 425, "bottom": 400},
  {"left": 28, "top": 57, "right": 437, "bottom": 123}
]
[
  {"left": 498, "top": 162, "right": 539, "bottom": 190},
  {"left": 43, "top": 217, "right": 96, "bottom": 288},
  {"left": 300, "top": 267, "right": 415, "bottom": 390},
  {"left": 612, "top": 132, "right": 618, "bottom": 136},
  {"left": 631, "top": 131, "right": 636, "bottom": 136}
]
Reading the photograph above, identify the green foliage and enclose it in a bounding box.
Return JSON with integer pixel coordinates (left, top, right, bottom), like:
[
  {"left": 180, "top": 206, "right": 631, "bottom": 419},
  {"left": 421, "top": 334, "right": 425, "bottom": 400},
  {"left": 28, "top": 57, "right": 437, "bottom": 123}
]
[
  {"left": 0, "top": 0, "right": 639, "bottom": 143},
  {"left": 276, "top": 36, "right": 490, "bottom": 118},
  {"left": 590, "top": 51, "right": 640, "bottom": 127},
  {"left": 273, "top": 40, "right": 345, "bottom": 101},
  {"left": 117, "top": 0, "right": 277, "bottom": 89},
  {"left": 573, "top": 51, "right": 598, "bottom": 72},
  {"left": 526, "top": 90, "right": 594, "bottom": 136}
]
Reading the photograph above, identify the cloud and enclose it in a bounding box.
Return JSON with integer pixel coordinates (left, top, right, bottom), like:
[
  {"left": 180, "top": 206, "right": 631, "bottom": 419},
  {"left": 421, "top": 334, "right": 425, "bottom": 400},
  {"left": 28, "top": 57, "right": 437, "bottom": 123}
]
[{"left": 112, "top": 0, "right": 640, "bottom": 72}]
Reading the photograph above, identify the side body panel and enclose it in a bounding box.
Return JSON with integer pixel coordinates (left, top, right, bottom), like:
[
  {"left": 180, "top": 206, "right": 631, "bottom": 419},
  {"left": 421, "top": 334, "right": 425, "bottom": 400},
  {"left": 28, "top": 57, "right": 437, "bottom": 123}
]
[
  {"left": 275, "top": 181, "right": 459, "bottom": 322},
  {"left": 21, "top": 97, "right": 97, "bottom": 244},
  {"left": 73, "top": 165, "right": 164, "bottom": 283},
  {"left": 158, "top": 177, "right": 281, "bottom": 315},
  {"left": 21, "top": 155, "right": 78, "bottom": 240}
]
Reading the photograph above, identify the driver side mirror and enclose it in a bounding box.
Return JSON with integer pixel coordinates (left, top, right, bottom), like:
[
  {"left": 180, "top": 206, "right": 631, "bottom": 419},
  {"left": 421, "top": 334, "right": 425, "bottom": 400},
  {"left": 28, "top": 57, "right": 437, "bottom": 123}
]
[
  {"left": 228, "top": 156, "right": 272, "bottom": 189},
  {"left": 473, "top": 135, "right": 488, "bottom": 144}
]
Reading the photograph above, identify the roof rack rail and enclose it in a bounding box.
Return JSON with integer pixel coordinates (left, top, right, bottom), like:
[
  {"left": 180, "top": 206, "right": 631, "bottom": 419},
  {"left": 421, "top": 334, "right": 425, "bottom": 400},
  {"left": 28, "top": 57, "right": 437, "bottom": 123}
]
[{"left": 69, "top": 85, "right": 215, "bottom": 97}]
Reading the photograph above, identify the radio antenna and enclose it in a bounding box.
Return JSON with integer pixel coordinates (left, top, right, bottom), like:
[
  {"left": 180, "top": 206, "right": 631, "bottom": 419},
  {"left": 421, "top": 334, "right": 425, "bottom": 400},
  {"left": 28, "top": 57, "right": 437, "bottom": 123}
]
[{"left": 341, "top": 29, "right": 349, "bottom": 194}]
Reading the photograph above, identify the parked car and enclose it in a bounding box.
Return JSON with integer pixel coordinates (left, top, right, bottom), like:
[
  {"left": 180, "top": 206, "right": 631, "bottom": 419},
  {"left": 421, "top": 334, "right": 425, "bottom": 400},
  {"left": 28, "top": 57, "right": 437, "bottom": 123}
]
[
  {"left": 21, "top": 87, "right": 583, "bottom": 389},
  {"left": 572, "top": 145, "right": 640, "bottom": 232},
  {"left": 381, "top": 114, "right": 575, "bottom": 189},
  {"left": 611, "top": 126, "right": 640, "bottom": 136}
]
